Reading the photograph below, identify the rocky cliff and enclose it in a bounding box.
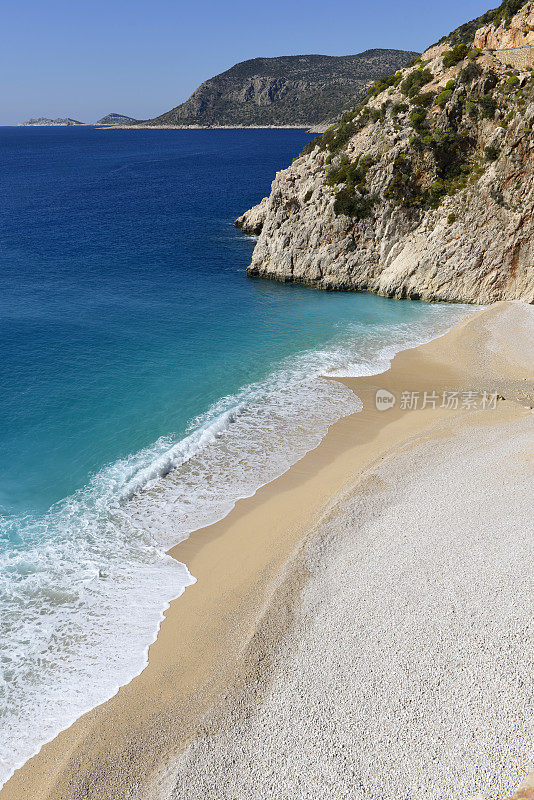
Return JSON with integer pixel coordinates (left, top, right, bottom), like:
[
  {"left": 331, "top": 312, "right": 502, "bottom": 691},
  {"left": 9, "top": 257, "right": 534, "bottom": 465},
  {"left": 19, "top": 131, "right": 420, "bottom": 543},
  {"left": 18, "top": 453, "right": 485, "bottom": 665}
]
[
  {"left": 237, "top": 0, "right": 534, "bottom": 304},
  {"left": 136, "top": 51, "right": 419, "bottom": 128}
]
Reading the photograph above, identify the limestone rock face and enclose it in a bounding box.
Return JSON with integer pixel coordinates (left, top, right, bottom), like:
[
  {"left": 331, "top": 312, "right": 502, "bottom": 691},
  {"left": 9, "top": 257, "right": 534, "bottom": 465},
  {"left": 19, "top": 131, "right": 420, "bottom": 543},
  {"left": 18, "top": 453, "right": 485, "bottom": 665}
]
[
  {"left": 238, "top": 2, "right": 534, "bottom": 305},
  {"left": 235, "top": 197, "right": 269, "bottom": 235},
  {"left": 474, "top": 3, "right": 534, "bottom": 50}
]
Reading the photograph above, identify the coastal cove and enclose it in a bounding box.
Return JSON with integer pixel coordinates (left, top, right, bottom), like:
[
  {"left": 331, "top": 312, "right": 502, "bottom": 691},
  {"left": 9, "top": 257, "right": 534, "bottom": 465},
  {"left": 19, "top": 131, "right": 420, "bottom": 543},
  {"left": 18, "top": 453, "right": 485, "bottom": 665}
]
[
  {"left": 3, "top": 301, "right": 533, "bottom": 800},
  {"left": 0, "top": 126, "right": 473, "bottom": 788},
  {"left": 3, "top": 0, "right": 534, "bottom": 797}
]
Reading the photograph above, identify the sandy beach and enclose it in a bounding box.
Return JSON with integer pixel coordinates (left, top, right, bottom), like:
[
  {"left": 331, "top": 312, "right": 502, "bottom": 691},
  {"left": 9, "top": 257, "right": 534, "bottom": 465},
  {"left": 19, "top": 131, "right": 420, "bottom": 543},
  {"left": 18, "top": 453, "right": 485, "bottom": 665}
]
[{"left": 2, "top": 300, "right": 533, "bottom": 800}]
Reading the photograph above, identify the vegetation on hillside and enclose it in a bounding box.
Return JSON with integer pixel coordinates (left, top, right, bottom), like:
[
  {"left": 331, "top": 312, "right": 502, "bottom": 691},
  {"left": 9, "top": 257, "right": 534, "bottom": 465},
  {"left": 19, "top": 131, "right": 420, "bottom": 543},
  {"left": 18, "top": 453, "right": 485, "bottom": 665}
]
[
  {"left": 439, "top": 0, "right": 529, "bottom": 46},
  {"left": 298, "top": 2, "right": 534, "bottom": 220},
  {"left": 137, "top": 50, "right": 420, "bottom": 128}
]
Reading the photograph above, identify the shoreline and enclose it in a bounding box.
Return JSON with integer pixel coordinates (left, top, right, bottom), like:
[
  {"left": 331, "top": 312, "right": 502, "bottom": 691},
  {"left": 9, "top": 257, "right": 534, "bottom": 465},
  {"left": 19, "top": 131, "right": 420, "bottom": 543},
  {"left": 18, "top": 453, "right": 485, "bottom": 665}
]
[
  {"left": 2, "top": 301, "right": 533, "bottom": 800},
  {"left": 13, "top": 122, "right": 318, "bottom": 133},
  {"left": 93, "top": 124, "right": 315, "bottom": 130},
  {"left": 14, "top": 124, "right": 315, "bottom": 130}
]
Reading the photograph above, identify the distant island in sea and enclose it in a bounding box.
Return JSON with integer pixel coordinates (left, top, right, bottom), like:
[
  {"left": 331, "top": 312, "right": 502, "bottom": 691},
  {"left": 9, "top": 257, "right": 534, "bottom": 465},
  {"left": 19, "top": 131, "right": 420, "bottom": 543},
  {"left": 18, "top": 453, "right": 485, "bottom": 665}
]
[
  {"left": 94, "top": 113, "right": 137, "bottom": 126},
  {"left": 18, "top": 113, "right": 136, "bottom": 127},
  {"left": 19, "top": 117, "right": 85, "bottom": 126},
  {"left": 19, "top": 49, "right": 419, "bottom": 129}
]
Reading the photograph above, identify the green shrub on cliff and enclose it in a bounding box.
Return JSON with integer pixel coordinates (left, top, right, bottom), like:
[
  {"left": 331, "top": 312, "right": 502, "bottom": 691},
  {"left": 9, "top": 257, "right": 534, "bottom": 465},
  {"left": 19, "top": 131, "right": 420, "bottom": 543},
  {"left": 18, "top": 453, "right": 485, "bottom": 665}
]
[
  {"left": 410, "top": 108, "right": 428, "bottom": 131},
  {"left": 428, "top": 179, "right": 449, "bottom": 204},
  {"left": 400, "top": 68, "right": 433, "bottom": 98},
  {"left": 465, "top": 99, "right": 478, "bottom": 118},
  {"left": 384, "top": 121, "right": 474, "bottom": 211},
  {"left": 392, "top": 102, "right": 409, "bottom": 115},
  {"left": 479, "top": 93, "right": 498, "bottom": 118},
  {"left": 384, "top": 155, "right": 425, "bottom": 207},
  {"left": 317, "top": 105, "right": 388, "bottom": 154},
  {"left": 333, "top": 187, "right": 376, "bottom": 218},
  {"left": 327, "top": 155, "right": 375, "bottom": 187},
  {"left": 484, "top": 144, "right": 500, "bottom": 161},
  {"left": 459, "top": 61, "right": 482, "bottom": 84},
  {"left": 412, "top": 92, "right": 435, "bottom": 107},
  {"left": 428, "top": 128, "right": 472, "bottom": 179},
  {"left": 436, "top": 89, "right": 453, "bottom": 107},
  {"left": 367, "top": 72, "right": 403, "bottom": 97},
  {"left": 301, "top": 136, "right": 322, "bottom": 156},
  {"left": 442, "top": 44, "right": 469, "bottom": 69}
]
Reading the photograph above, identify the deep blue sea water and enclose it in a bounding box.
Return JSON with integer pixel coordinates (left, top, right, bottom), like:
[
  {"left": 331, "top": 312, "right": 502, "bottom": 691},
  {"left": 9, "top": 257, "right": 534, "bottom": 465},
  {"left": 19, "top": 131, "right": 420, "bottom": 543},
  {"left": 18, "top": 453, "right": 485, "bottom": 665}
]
[{"left": 0, "top": 126, "right": 472, "bottom": 783}]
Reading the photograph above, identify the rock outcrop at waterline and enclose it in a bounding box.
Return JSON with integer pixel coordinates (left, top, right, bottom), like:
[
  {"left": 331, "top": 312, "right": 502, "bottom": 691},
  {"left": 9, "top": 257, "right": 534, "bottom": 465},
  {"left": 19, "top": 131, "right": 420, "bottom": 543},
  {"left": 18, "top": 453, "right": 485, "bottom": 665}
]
[
  {"left": 235, "top": 198, "right": 269, "bottom": 235},
  {"left": 237, "top": 0, "right": 534, "bottom": 304}
]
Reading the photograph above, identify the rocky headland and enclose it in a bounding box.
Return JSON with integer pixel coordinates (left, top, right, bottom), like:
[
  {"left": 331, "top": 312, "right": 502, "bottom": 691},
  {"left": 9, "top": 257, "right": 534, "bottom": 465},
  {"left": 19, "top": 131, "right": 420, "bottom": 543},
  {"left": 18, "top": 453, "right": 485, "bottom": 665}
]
[
  {"left": 133, "top": 50, "right": 420, "bottom": 128},
  {"left": 94, "top": 113, "right": 137, "bottom": 125},
  {"left": 237, "top": 0, "right": 534, "bottom": 304}
]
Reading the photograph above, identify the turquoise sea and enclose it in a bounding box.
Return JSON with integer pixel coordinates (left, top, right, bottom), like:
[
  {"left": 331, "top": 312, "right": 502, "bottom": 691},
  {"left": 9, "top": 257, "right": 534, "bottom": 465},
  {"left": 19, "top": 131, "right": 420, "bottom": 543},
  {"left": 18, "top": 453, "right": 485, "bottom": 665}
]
[{"left": 0, "top": 126, "right": 472, "bottom": 784}]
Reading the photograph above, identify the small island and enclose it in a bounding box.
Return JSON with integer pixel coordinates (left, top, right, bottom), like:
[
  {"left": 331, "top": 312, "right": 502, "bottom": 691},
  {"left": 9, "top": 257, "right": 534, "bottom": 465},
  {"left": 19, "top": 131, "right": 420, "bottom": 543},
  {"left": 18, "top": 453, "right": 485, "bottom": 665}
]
[
  {"left": 94, "top": 113, "right": 138, "bottom": 126},
  {"left": 18, "top": 117, "right": 85, "bottom": 126}
]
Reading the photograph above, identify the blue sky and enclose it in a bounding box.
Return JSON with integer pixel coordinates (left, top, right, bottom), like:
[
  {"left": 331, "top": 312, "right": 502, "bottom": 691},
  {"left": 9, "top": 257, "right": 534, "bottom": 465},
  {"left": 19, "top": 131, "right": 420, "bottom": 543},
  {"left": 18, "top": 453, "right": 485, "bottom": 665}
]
[{"left": 1, "top": 0, "right": 495, "bottom": 125}]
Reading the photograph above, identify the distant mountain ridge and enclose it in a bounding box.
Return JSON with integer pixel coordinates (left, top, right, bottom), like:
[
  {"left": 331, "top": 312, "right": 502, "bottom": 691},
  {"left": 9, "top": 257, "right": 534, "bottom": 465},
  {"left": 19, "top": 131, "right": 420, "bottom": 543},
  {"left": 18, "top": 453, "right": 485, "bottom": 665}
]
[{"left": 134, "top": 49, "right": 420, "bottom": 127}]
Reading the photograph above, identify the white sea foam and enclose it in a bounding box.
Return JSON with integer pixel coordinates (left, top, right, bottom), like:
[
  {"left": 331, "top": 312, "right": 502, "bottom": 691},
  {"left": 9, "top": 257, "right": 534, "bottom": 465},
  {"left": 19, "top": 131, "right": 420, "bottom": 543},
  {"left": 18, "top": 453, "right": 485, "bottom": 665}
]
[{"left": 0, "top": 303, "right": 474, "bottom": 787}]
